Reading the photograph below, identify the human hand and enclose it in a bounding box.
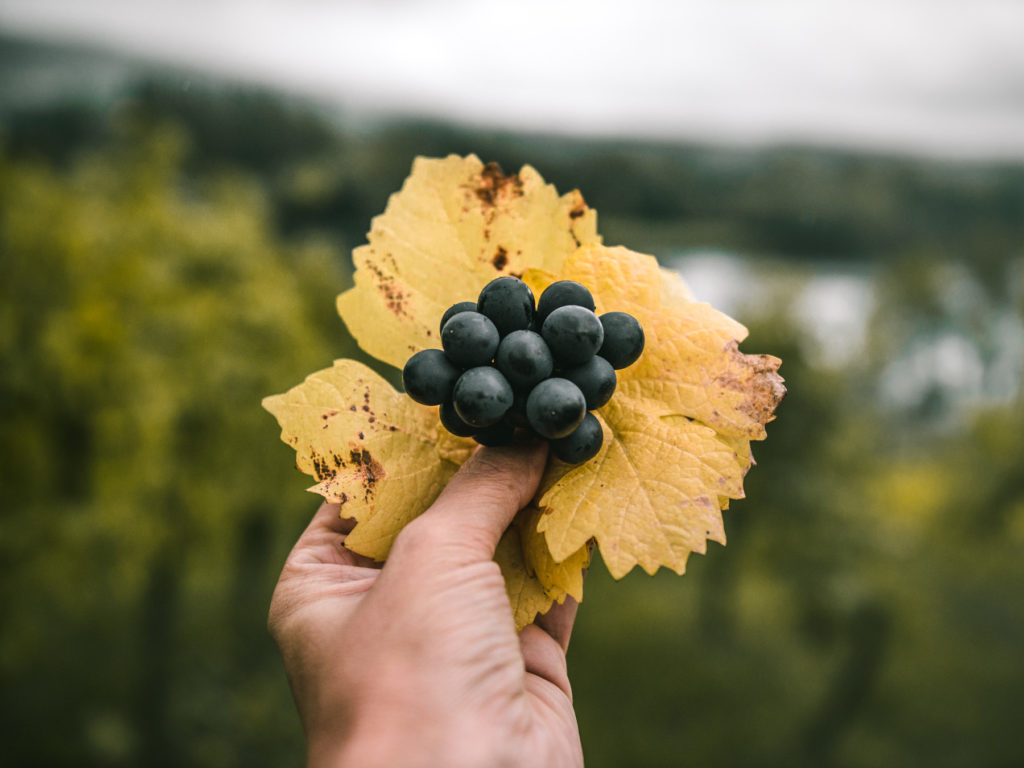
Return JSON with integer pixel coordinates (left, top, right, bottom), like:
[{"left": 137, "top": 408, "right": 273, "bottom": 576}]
[{"left": 268, "top": 440, "right": 583, "bottom": 767}]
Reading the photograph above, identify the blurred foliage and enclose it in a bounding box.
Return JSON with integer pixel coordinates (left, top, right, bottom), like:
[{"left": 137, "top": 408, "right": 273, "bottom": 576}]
[
  {"left": 2, "top": 79, "right": 1023, "bottom": 767},
  {"left": 0, "top": 113, "right": 356, "bottom": 766}
]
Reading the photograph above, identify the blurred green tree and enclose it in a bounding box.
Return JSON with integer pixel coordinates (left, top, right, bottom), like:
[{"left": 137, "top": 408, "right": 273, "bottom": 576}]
[{"left": 0, "top": 119, "right": 355, "bottom": 766}]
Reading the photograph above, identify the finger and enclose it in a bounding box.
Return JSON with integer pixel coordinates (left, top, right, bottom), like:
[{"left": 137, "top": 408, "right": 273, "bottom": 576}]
[
  {"left": 533, "top": 596, "right": 579, "bottom": 654},
  {"left": 400, "top": 440, "right": 548, "bottom": 564},
  {"left": 305, "top": 501, "right": 356, "bottom": 537},
  {"left": 519, "top": 624, "right": 572, "bottom": 700},
  {"left": 290, "top": 501, "right": 378, "bottom": 569}
]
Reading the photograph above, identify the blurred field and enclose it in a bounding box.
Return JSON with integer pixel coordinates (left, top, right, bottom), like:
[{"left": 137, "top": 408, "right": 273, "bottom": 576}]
[{"left": 2, "top": 71, "right": 1023, "bottom": 767}]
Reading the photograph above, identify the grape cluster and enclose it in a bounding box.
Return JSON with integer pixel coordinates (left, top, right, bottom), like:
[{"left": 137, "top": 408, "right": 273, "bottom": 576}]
[{"left": 402, "top": 276, "right": 644, "bottom": 464}]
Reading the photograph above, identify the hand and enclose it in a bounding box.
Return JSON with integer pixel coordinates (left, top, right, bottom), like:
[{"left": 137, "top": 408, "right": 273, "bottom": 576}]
[{"left": 268, "top": 440, "right": 583, "bottom": 767}]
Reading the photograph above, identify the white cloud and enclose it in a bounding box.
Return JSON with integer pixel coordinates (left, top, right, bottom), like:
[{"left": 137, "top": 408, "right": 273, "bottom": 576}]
[{"left": 2, "top": 0, "right": 1023, "bottom": 156}]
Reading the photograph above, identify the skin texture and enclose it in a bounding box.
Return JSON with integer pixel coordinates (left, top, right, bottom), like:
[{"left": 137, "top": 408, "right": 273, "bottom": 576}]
[{"left": 268, "top": 441, "right": 583, "bottom": 768}]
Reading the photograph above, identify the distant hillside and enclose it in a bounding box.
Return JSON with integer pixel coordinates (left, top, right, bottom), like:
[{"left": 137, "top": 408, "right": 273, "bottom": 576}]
[{"left": 3, "top": 31, "right": 1022, "bottom": 287}]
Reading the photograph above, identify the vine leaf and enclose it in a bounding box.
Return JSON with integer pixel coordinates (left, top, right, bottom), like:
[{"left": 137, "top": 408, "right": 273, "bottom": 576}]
[
  {"left": 337, "top": 154, "right": 598, "bottom": 371},
  {"left": 528, "top": 245, "right": 784, "bottom": 578},
  {"left": 263, "top": 360, "right": 458, "bottom": 560}
]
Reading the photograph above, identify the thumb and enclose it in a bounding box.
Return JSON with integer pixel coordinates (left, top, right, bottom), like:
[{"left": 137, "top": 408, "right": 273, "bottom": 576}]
[{"left": 392, "top": 439, "right": 548, "bottom": 567}]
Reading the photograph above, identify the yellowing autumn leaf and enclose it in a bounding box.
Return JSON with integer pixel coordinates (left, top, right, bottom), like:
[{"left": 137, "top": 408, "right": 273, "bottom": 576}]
[
  {"left": 265, "top": 154, "right": 784, "bottom": 629},
  {"left": 526, "top": 245, "right": 783, "bottom": 578},
  {"left": 496, "top": 522, "right": 565, "bottom": 631},
  {"left": 518, "top": 505, "right": 590, "bottom": 603},
  {"left": 337, "top": 155, "right": 598, "bottom": 370},
  {"left": 262, "top": 359, "right": 461, "bottom": 560},
  {"left": 536, "top": 401, "right": 739, "bottom": 578}
]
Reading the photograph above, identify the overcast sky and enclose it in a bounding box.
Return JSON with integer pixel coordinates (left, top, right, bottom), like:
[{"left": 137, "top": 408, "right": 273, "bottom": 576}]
[{"left": 2, "top": 0, "right": 1023, "bottom": 157}]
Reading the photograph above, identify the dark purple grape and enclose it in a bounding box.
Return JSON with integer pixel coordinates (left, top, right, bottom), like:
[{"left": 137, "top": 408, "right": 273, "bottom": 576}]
[
  {"left": 561, "top": 355, "right": 617, "bottom": 410},
  {"left": 535, "top": 280, "right": 595, "bottom": 327},
  {"left": 473, "top": 420, "right": 516, "bottom": 447},
  {"left": 439, "top": 301, "right": 478, "bottom": 335},
  {"left": 541, "top": 305, "right": 604, "bottom": 367},
  {"left": 526, "top": 378, "right": 586, "bottom": 439},
  {"left": 440, "top": 399, "right": 477, "bottom": 437},
  {"left": 598, "top": 311, "right": 645, "bottom": 369},
  {"left": 402, "top": 349, "right": 462, "bottom": 406},
  {"left": 441, "top": 311, "right": 500, "bottom": 368},
  {"left": 495, "top": 330, "right": 553, "bottom": 389},
  {"left": 477, "top": 276, "right": 535, "bottom": 336},
  {"left": 550, "top": 412, "right": 603, "bottom": 464},
  {"left": 453, "top": 366, "right": 513, "bottom": 427}
]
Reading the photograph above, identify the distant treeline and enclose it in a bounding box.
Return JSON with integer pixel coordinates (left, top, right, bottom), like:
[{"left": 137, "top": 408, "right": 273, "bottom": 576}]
[{"left": 5, "top": 78, "right": 1023, "bottom": 285}]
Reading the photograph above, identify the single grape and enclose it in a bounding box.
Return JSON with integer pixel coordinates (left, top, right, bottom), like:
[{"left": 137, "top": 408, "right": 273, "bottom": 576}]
[
  {"left": 474, "top": 420, "right": 516, "bottom": 447},
  {"left": 541, "top": 305, "right": 604, "bottom": 366},
  {"left": 561, "top": 355, "right": 617, "bottom": 410},
  {"left": 477, "top": 276, "right": 535, "bottom": 337},
  {"left": 439, "top": 301, "right": 477, "bottom": 335},
  {"left": 598, "top": 311, "right": 645, "bottom": 369},
  {"left": 441, "top": 311, "right": 500, "bottom": 368},
  {"left": 535, "top": 280, "right": 595, "bottom": 327},
  {"left": 402, "top": 349, "right": 462, "bottom": 406},
  {"left": 495, "top": 330, "right": 553, "bottom": 389},
  {"left": 453, "top": 366, "right": 513, "bottom": 427},
  {"left": 526, "top": 377, "right": 586, "bottom": 439},
  {"left": 439, "top": 398, "right": 478, "bottom": 437},
  {"left": 550, "top": 412, "right": 603, "bottom": 464}
]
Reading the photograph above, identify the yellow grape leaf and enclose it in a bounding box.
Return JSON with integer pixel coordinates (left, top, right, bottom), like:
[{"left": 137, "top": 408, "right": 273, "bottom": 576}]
[
  {"left": 517, "top": 505, "right": 590, "bottom": 603},
  {"left": 496, "top": 523, "right": 560, "bottom": 631},
  {"left": 537, "top": 401, "right": 743, "bottom": 578},
  {"left": 262, "top": 359, "right": 460, "bottom": 560},
  {"left": 337, "top": 154, "right": 599, "bottom": 370},
  {"left": 500, "top": 507, "right": 590, "bottom": 627},
  {"left": 526, "top": 245, "right": 783, "bottom": 578},
  {"left": 555, "top": 244, "right": 784, "bottom": 439}
]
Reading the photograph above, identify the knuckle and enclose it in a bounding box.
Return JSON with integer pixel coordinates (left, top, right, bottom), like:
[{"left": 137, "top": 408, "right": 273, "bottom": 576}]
[
  {"left": 390, "top": 514, "right": 493, "bottom": 568},
  {"left": 390, "top": 516, "right": 444, "bottom": 560}
]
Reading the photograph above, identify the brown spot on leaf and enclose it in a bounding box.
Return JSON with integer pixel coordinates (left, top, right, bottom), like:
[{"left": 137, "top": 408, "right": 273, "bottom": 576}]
[
  {"left": 358, "top": 431, "right": 365, "bottom": 440},
  {"left": 569, "top": 198, "right": 587, "bottom": 219},
  {"left": 475, "top": 162, "right": 523, "bottom": 207},
  {"left": 492, "top": 246, "right": 509, "bottom": 271},
  {"left": 366, "top": 258, "right": 408, "bottom": 317},
  {"left": 348, "top": 447, "right": 386, "bottom": 502},
  {"left": 310, "top": 452, "right": 337, "bottom": 481},
  {"left": 349, "top": 405, "right": 357, "bottom": 412}
]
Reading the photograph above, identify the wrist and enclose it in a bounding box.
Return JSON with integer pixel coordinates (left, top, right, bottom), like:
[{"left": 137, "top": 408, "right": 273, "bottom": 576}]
[{"left": 305, "top": 697, "right": 442, "bottom": 768}]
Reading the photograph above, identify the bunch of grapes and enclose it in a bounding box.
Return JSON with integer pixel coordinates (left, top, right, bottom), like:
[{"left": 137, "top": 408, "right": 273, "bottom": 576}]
[{"left": 402, "top": 276, "right": 644, "bottom": 464}]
